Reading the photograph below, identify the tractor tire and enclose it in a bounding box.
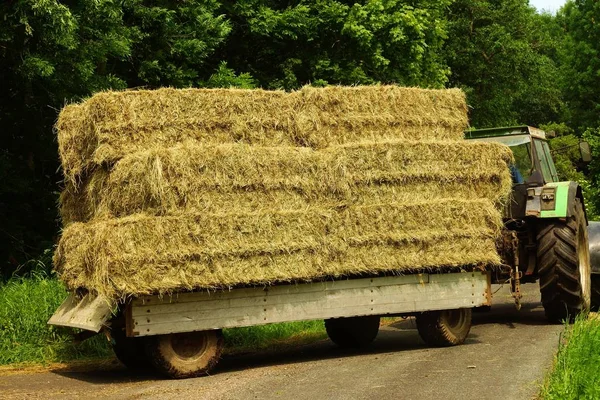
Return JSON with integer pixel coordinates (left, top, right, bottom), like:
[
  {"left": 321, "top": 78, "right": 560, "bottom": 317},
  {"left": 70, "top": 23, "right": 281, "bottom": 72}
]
[
  {"left": 111, "top": 327, "right": 149, "bottom": 370},
  {"left": 591, "top": 275, "right": 600, "bottom": 312},
  {"left": 537, "top": 198, "right": 591, "bottom": 323},
  {"left": 145, "top": 330, "right": 223, "bottom": 379},
  {"left": 325, "top": 316, "right": 380, "bottom": 348},
  {"left": 415, "top": 308, "right": 472, "bottom": 347}
]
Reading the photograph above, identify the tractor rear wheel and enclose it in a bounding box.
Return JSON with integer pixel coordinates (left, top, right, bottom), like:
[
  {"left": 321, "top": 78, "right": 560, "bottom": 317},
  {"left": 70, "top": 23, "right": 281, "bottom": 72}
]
[
  {"left": 325, "top": 316, "right": 380, "bottom": 348},
  {"left": 415, "top": 308, "right": 472, "bottom": 346},
  {"left": 145, "top": 330, "right": 223, "bottom": 379},
  {"left": 537, "top": 199, "right": 591, "bottom": 322}
]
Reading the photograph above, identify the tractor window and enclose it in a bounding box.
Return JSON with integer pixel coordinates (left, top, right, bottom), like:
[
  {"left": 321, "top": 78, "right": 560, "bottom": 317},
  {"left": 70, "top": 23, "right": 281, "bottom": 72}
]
[
  {"left": 541, "top": 141, "right": 559, "bottom": 182},
  {"left": 534, "top": 139, "right": 556, "bottom": 183},
  {"left": 510, "top": 142, "right": 533, "bottom": 182},
  {"left": 469, "top": 134, "right": 533, "bottom": 183}
]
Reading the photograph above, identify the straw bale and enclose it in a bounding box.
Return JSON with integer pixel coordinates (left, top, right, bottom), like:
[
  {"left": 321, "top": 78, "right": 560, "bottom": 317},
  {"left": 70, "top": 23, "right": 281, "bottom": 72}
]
[
  {"left": 54, "top": 200, "right": 501, "bottom": 299},
  {"left": 294, "top": 86, "right": 468, "bottom": 147},
  {"left": 56, "top": 86, "right": 468, "bottom": 182},
  {"left": 59, "top": 140, "right": 513, "bottom": 224}
]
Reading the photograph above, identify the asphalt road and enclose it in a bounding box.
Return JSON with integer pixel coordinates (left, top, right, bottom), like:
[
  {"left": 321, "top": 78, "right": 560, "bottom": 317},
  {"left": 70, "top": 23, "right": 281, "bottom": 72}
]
[{"left": 0, "top": 283, "right": 562, "bottom": 400}]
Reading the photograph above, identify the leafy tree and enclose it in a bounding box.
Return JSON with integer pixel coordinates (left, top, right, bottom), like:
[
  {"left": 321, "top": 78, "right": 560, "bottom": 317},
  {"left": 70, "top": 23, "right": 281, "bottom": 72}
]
[
  {"left": 557, "top": 0, "right": 600, "bottom": 131},
  {"left": 217, "top": 0, "right": 452, "bottom": 89},
  {"left": 0, "top": 0, "right": 136, "bottom": 277},
  {"left": 119, "top": 0, "right": 231, "bottom": 87},
  {"left": 444, "top": 0, "right": 563, "bottom": 127}
]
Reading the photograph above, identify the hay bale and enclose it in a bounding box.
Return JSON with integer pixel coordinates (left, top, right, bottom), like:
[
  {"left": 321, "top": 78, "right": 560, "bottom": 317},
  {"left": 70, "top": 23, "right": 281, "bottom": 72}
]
[
  {"left": 294, "top": 86, "right": 467, "bottom": 147},
  {"left": 59, "top": 140, "right": 513, "bottom": 224},
  {"left": 56, "top": 86, "right": 468, "bottom": 183},
  {"left": 54, "top": 200, "right": 502, "bottom": 299}
]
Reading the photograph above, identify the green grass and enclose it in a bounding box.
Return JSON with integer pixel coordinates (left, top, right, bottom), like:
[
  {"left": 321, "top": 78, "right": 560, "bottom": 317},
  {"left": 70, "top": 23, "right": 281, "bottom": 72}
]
[
  {"left": 223, "top": 320, "right": 326, "bottom": 353},
  {"left": 540, "top": 314, "right": 600, "bottom": 399},
  {"left": 0, "top": 275, "right": 327, "bottom": 366},
  {"left": 0, "top": 273, "right": 111, "bottom": 365}
]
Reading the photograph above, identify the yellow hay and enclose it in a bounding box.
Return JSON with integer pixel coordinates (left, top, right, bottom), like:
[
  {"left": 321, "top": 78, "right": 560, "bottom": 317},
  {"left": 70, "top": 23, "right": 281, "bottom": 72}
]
[
  {"left": 56, "top": 86, "right": 469, "bottom": 182},
  {"left": 59, "top": 140, "right": 513, "bottom": 224},
  {"left": 54, "top": 200, "right": 501, "bottom": 299}
]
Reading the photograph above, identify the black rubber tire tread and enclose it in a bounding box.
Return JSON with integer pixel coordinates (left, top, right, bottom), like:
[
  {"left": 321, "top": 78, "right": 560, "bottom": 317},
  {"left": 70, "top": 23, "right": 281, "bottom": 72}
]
[
  {"left": 111, "top": 327, "right": 149, "bottom": 370},
  {"left": 145, "top": 330, "right": 223, "bottom": 379},
  {"left": 325, "top": 316, "right": 380, "bottom": 348},
  {"left": 591, "top": 275, "right": 600, "bottom": 312},
  {"left": 537, "top": 199, "right": 590, "bottom": 322},
  {"left": 415, "top": 309, "right": 472, "bottom": 347}
]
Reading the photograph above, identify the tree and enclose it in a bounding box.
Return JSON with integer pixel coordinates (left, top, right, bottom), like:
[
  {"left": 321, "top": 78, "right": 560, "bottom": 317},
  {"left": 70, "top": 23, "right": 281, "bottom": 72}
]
[
  {"left": 444, "top": 0, "right": 563, "bottom": 127},
  {"left": 119, "top": 0, "right": 231, "bottom": 88},
  {"left": 216, "top": 0, "right": 452, "bottom": 90},
  {"left": 557, "top": 0, "right": 600, "bottom": 131},
  {"left": 0, "top": 0, "right": 136, "bottom": 276}
]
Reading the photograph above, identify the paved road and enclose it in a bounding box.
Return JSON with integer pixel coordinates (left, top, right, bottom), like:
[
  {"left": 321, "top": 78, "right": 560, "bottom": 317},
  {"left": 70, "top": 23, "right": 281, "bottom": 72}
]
[{"left": 0, "top": 284, "right": 562, "bottom": 400}]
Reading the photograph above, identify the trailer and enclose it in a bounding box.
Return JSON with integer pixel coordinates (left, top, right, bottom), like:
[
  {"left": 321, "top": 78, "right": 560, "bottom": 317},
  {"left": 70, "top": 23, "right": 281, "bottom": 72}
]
[{"left": 49, "top": 270, "right": 491, "bottom": 378}]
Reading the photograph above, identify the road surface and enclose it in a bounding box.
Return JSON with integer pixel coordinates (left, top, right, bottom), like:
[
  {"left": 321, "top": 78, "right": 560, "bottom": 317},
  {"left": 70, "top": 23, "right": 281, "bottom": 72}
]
[{"left": 0, "top": 284, "right": 562, "bottom": 400}]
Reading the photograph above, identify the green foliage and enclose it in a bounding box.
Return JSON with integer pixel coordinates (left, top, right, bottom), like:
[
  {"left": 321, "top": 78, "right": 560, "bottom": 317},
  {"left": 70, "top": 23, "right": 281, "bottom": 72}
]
[
  {"left": 581, "top": 128, "right": 600, "bottom": 220},
  {"left": 444, "top": 0, "right": 563, "bottom": 127},
  {"left": 557, "top": 0, "right": 600, "bottom": 131},
  {"left": 541, "top": 315, "right": 600, "bottom": 399},
  {"left": 220, "top": 0, "right": 452, "bottom": 90},
  {"left": 121, "top": 0, "right": 231, "bottom": 87},
  {"left": 0, "top": 273, "right": 111, "bottom": 364},
  {"left": 223, "top": 320, "right": 326, "bottom": 352},
  {"left": 0, "top": 0, "right": 137, "bottom": 277},
  {"left": 200, "top": 61, "right": 258, "bottom": 89}
]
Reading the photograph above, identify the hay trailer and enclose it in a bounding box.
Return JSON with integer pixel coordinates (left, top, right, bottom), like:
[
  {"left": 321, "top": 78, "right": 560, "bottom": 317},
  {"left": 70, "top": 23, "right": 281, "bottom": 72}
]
[{"left": 49, "top": 271, "right": 491, "bottom": 378}]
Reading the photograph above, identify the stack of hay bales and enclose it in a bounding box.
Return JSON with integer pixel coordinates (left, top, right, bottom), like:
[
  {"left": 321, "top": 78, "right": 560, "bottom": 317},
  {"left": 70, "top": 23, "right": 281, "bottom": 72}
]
[{"left": 54, "top": 86, "right": 513, "bottom": 300}]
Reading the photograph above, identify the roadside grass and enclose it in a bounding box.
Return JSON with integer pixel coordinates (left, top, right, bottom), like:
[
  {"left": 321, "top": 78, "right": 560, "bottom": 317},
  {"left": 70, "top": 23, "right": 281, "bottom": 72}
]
[
  {"left": 540, "top": 314, "right": 600, "bottom": 399},
  {"left": 0, "top": 272, "right": 111, "bottom": 365},
  {"left": 223, "top": 321, "right": 327, "bottom": 353},
  {"left": 0, "top": 275, "right": 331, "bottom": 367}
]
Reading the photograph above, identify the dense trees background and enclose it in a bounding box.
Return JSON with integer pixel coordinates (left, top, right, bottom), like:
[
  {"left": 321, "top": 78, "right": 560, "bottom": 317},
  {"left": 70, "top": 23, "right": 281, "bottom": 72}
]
[{"left": 1, "top": 0, "right": 599, "bottom": 276}]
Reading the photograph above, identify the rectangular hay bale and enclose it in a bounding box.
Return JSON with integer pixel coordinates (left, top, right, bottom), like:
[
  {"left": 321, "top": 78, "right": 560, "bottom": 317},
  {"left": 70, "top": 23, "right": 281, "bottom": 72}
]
[
  {"left": 56, "top": 86, "right": 469, "bottom": 182},
  {"left": 54, "top": 200, "right": 502, "bottom": 299},
  {"left": 59, "top": 140, "right": 513, "bottom": 224}
]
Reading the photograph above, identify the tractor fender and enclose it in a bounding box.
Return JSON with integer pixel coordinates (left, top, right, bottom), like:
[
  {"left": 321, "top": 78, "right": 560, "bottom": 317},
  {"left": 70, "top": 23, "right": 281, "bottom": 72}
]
[{"left": 539, "top": 181, "right": 587, "bottom": 222}]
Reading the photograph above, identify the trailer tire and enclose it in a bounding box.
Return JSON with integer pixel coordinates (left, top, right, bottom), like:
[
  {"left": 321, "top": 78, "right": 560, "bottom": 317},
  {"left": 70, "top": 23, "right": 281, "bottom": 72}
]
[
  {"left": 416, "top": 308, "right": 472, "bottom": 347},
  {"left": 145, "top": 330, "right": 223, "bottom": 379},
  {"left": 325, "top": 316, "right": 380, "bottom": 348},
  {"left": 111, "top": 328, "right": 149, "bottom": 370},
  {"left": 537, "top": 199, "right": 591, "bottom": 322}
]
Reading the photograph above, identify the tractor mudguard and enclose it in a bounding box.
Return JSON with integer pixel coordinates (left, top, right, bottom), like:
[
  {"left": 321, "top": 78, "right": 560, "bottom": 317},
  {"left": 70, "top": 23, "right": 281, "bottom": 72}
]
[{"left": 538, "top": 181, "right": 587, "bottom": 221}]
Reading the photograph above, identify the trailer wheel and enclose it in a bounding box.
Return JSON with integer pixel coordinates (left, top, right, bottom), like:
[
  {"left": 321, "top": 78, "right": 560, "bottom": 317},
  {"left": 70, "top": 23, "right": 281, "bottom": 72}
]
[
  {"left": 325, "top": 316, "right": 380, "bottom": 348},
  {"left": 111, "top": 327, "right": 149, "bottom": 370},
  {"left": 537, "top": 199, "right": 591, "bottom": 322},
  {"left": 416, "top": 308, "right": 472, "bottom": 347},
  {"left": 145, "top": 330, "right": 223, "bottom": 379}
]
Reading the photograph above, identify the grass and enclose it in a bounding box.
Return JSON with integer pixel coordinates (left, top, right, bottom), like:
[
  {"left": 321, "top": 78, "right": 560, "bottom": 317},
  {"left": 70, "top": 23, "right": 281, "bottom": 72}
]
[
  {"left": 540, "top": 314, "right": 600, "bottom": 399},
  {"left": 0, "top": 274, "right": 327, "bottom": 367},
  {"left": 0, "top": 272, "right": 111, "bottom": 365}
]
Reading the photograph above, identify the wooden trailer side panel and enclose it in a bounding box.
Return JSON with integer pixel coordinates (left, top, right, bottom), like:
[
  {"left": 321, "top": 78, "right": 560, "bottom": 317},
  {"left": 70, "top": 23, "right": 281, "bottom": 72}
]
[{"left": 129, "top": 272, "right": 490, "bottom": 337}]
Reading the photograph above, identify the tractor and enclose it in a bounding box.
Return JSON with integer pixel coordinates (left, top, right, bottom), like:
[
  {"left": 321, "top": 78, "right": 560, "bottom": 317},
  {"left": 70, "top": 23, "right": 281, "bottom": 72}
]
[{"left": 466, "top": 126, "right": 593, "bottom": 322}]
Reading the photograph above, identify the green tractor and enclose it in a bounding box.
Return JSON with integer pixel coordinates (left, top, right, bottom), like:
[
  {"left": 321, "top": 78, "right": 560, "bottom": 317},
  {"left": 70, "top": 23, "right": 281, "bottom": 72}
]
[{"left": 466, "top": 126, "right": 593, "bottom": 322}]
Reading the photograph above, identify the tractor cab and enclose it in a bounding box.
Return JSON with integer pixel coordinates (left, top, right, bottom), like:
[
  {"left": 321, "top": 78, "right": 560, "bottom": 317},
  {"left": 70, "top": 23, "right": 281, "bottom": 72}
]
[
  {"left": 466, "top": 126, "right": 591, "bottom": 220},
  {"left": 466, "top": 126, "right": 559, "bottom": 185},
  {"left": 466, "top": 126, "right": 594, "bottom": 319}
]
